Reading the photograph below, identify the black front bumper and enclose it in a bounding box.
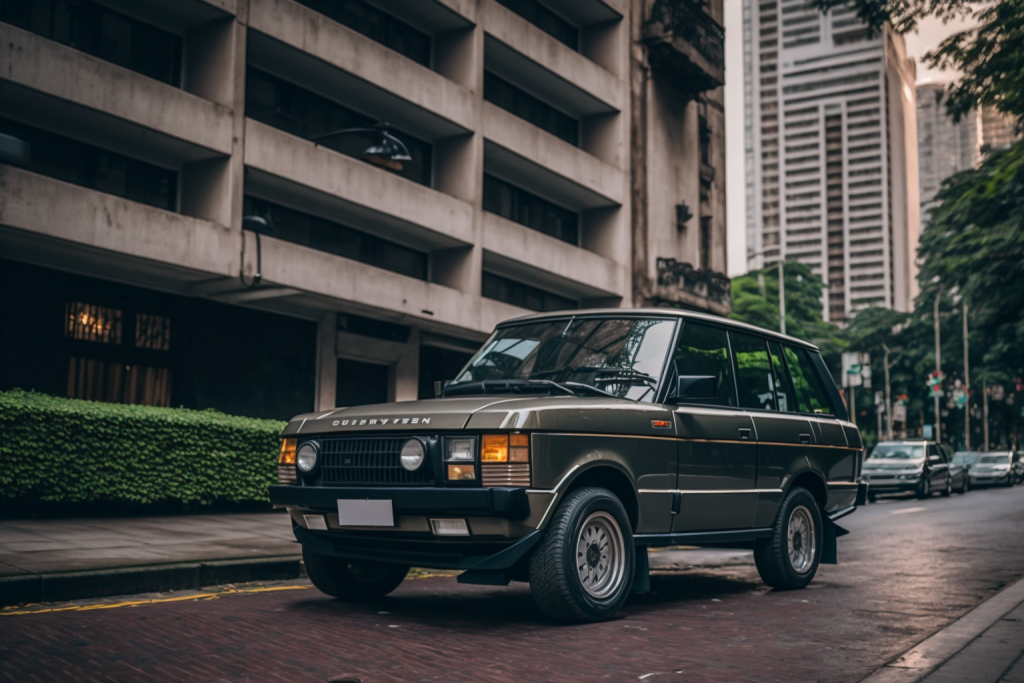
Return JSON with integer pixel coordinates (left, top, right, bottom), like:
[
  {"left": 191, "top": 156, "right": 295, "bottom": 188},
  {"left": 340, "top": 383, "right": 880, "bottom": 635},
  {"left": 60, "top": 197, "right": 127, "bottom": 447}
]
[{"left": 268, "top": 485, "right": 532, "bottom": 520}]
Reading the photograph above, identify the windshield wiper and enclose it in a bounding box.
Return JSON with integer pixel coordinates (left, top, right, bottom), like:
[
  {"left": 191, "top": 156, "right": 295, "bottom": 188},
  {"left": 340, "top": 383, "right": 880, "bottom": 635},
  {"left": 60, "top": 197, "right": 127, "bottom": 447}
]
[
  {"left": 589, "top": 368, "right": 658, "bottom": 386},
  {"left": 442, "top": 379, "right": 578, "bottom": 397}
]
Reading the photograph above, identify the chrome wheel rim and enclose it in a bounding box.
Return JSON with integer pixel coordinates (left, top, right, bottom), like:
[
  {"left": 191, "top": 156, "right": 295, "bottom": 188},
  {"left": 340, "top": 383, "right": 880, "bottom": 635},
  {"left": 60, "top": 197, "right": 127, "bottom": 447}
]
[
  {"left": 787, "top": 506, "right": 816, "bottom": 574},
  {"left": 576, "top": 511, "right": 625, "bottom": 599}
]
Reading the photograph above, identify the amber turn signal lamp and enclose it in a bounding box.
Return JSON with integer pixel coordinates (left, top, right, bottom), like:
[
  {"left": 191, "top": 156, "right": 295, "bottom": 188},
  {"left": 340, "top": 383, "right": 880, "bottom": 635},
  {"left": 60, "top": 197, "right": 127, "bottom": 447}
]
[
  {"left": 279, "top": 438, "right": 297, "bottom": 464},
  {"left": 481, "top": 434, "right": 508, "bottom": 462},
  {"left": 447, "top": 464, "right": 476, "bottom": 480}
]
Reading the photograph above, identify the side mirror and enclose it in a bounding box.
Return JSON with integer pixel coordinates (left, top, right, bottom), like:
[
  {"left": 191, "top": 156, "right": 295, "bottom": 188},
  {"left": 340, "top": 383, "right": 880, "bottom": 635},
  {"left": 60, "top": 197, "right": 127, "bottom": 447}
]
[
  {"left": 669, "top": 375, "right": 717, "bottom": 402},
  {"left": 434, "top": 380, "right": 452, "bottom": 398}
]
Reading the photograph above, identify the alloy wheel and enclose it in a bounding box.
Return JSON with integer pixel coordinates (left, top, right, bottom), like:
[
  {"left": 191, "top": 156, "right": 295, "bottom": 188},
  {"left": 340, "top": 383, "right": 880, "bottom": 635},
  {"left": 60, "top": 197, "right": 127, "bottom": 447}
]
[
  {"left": 787, "top": 505, "right": 816, "bottom": 574},
  {"left": 575, "top": 511, "right": 626, "bottom": 599}
]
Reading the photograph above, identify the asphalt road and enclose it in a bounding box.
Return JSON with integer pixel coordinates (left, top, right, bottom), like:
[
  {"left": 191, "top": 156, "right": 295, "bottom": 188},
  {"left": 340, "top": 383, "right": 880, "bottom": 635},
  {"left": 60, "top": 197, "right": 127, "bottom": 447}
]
[{"left": 3, "top": 485, "right": 1024, "bottom": 683}]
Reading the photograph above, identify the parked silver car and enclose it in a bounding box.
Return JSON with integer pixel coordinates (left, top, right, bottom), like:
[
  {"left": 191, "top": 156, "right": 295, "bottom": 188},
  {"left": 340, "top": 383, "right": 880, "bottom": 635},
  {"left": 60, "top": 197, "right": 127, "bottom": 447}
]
[
  {"left": 967, "top": 452, "right": 1022, "bottom": 487},
  {"left": 862, "top": 441, "right": 953, "bottom": 501}
]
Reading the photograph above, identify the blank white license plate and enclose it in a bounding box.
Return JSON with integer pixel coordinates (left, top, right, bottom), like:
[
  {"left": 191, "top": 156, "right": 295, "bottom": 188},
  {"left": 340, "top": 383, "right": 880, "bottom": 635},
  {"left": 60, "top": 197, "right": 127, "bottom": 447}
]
[{"left": 337, "top": 499, "right": 394, "bottom": 527}]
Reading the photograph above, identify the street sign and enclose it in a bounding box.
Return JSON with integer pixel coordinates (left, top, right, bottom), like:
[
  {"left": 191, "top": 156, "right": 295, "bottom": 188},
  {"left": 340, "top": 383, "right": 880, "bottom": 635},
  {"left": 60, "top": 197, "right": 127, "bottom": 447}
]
[
  {"left": 953, "top": 389, "right": 967, "bottom": 408},
  {"left": 874, "top": 391, "right": 884, "bottom": 406},
  {"left": 893, "top": 404, "right": 907, "bottom": 423},
  {"left": 842, "top": 352, "right": 870, "bottom": 388},
  {"left": 923, "top": 425, "right": 933, "bottom": 439}
]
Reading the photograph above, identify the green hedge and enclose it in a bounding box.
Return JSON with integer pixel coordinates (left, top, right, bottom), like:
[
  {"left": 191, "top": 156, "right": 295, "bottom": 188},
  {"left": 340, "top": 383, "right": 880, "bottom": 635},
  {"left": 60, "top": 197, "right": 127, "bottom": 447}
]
[{"left": 0, "top": 390, "right": 287, "bottom": 505}]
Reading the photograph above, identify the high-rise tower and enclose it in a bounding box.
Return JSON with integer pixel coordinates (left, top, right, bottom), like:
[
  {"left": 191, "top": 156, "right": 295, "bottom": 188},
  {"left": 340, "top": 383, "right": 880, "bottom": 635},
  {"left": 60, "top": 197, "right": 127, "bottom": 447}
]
[{"left": 743, "top": 0, "right": 919, "bottom": 322}]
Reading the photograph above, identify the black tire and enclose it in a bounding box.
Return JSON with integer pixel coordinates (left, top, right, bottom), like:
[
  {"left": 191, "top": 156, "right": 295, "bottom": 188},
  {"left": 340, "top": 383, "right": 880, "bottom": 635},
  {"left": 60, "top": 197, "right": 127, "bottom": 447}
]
[
  {"left": 941, "top": 476, "right": 952, "bottom": 497},
  {"left": 753, "top": 487, "right": 823, "bottom": 590},
  {"left": 1005, "top": 474, "right": 1015, "bottom": 488},
  {"left": 957, "top": 476, "right": 967, "bottom": 494},
  {"left": 916, "top": 477, "right": 931, "bottom": 499},
  {"left": 528, "top": 487, "right": 635, "bottom": 622},
  {"left": 867, "top": 491, "right": 877, "bottom": 503},
  {"left": 303, "top": 546, "right": 409, "bottom": 601}
]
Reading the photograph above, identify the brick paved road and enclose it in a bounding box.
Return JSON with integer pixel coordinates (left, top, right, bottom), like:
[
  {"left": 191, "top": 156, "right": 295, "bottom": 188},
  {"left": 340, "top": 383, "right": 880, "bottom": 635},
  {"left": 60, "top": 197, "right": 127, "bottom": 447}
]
[{"left": 3, "top": 486, "right": 1024, "bottom": 683}]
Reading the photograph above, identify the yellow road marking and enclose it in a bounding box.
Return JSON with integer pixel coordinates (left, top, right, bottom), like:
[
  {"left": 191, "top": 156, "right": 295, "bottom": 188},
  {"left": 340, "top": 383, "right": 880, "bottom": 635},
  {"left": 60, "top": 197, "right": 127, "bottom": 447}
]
[{"left": 0, "top": 585, "right": 310, "bottom": 616}]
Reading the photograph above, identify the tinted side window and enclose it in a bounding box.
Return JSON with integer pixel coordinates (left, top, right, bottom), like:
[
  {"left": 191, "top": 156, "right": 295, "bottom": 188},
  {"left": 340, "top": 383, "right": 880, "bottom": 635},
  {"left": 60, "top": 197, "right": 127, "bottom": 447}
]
[
  {"left": 670, "top": 322, "right": 736, "bottom": 407},
  {"left": 731, "top": 332, "right": 775, "bottom": 411},
  {"left": 783, "top": 345, "right": 834, "bottom": 415},
  {"left": 768, "top": 341, "right": 797, "bottom": 412}
]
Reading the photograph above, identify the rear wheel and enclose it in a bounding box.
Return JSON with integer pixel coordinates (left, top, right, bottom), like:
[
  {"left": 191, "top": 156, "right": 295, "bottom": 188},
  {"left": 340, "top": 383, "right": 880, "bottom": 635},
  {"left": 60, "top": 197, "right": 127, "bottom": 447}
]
[
  {"left": 941, "top": 476, "right": 952, "bottom": 497},
  {"left": 303, "top": 547, "right": 408, "bottom": 601},
  {"left": 754, "top": 487, "right": 823, "bottom": 590},
  {"left": 529, "top": 487, "right": 635, "bottom": 622}
]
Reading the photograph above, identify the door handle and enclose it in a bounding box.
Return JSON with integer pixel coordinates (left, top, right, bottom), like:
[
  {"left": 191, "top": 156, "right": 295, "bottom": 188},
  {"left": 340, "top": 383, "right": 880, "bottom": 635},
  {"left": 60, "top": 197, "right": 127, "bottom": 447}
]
[
  {"left": 738, "top": 428, "right": 752, "bottom": 440},
  {"left": 799, "top": 433, "right": 811, "bottom": 444}
]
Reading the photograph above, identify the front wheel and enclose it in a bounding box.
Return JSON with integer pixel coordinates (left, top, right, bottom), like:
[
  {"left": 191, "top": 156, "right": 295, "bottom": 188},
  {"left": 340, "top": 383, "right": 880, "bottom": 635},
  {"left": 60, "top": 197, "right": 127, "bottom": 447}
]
[
  {"left": 754, "top": 487, "right": 823, "bottom": 590},
  {"left": 941, "top": 476, "right": 952, "bottom": 497},
  {"left": 529, "top": 487, "right": 634, "bottom": 622},
  {"left": 916, "top": 477, "right": 931, "bottom": 499},
  {"left": 303, "top": 547, "right": 409, "bottom": 601}
]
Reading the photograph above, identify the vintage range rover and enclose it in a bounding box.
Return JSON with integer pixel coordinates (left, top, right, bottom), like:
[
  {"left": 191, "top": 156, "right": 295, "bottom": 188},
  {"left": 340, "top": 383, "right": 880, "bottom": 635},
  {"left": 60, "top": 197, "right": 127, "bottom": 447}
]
[{"left": 269, "top": 310, "right": 866, "bottom": 621}]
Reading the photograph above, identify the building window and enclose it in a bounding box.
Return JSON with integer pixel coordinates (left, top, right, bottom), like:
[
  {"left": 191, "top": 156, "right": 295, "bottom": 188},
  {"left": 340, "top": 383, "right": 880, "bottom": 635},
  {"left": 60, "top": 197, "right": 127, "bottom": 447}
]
[
  {"left": 63, "top": 302, "right": 173, "bottom": 407},
  {"left": 0, "top": 117, "right": 177, "bottom": 210},
  {"left": 494, "top": 0, "right": 578, "bottom": 50},
  {"left": 484, "top": 72, "right": 579, "bottom": 145},
  {"left": 294, "top": 0, "right": 430, "bottom": 67},
  {"left": 482, "top": 272, "right": 577, "bottom": 312},
  {"left": 243, "top": 196, "right": 429, "bottom": 280},
  {"left": 66, "top": 302, "right": 122, "bottom": 344},
  {"left": 483, "top": 175, "right": 579, "bottom": 245},
  {"left": 0, "top": 0, "right": 182, "bottom": 86},
  {"left": 246, "top": 68, "right": 432, "bottom": 187},
  {"left": 700, "top": 217, "right": 712, "bottom": 271}
]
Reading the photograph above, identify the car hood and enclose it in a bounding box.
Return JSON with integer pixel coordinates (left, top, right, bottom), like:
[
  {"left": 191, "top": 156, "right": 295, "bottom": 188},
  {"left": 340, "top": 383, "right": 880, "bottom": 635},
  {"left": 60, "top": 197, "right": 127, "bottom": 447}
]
[
  {"left": 863, "top": 459, "right": 924, "bottom": 469},
  {"left": 283, "top": 395, "right": 677, "bottom": 438}
]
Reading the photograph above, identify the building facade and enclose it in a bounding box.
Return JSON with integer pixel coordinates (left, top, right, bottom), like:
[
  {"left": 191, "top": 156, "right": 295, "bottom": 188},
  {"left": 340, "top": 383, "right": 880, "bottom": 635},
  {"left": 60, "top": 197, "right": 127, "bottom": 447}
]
[
  {"left": 916, "top": 83, "right": 981, "bottom": 222},
  {"left": 0, "top": 0, "right": 726, "bottom": 419},
  {"left": 981, "top": 105, "right": 1020, "bottom": 151},
  {"left": 742, "top": 0, "right": 919, "bottom": 323}
]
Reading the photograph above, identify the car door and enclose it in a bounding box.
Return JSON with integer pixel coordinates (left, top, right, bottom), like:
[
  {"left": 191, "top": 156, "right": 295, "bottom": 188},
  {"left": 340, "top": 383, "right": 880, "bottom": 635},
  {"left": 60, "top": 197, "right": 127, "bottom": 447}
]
[
  {"left": 668, "top": 321, "right": 758, "bottom": 532},
  {"left": 926, "top": 445, "right": 947, "bottom": 488},
  {"left": 731, "top": 333, "right": 812, "bottom": 529}
]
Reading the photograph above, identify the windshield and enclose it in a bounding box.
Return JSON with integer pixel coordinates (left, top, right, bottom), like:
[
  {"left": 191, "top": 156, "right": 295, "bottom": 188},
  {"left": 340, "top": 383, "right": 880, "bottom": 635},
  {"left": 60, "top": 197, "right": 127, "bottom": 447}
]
[
  {"left": 978, "top": 455, "right": 1011, "bottom": 464},
  {"left": 952, "top": 452, "right": 982, "bottom": 465},
  {"left": 452, "top": 317, "right": 677, "bottom": 401},
  {"left": 868, "top": 444, "right": 924, "bottom": 460}
]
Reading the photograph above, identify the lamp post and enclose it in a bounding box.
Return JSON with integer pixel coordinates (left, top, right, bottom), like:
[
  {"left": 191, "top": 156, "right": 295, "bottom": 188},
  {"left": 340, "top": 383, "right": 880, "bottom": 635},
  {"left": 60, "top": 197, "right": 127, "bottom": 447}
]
[
  {"left": 747, "top": 248, "right": 786, "bottom": 335},
  {"left": 934, "top": 291, "right": 942, "bottom": 444},
  {"left": 312, "top": 123, "right": 412, "bottom": 172},
  {"left": 963, "top": 300, "right": 970, "bottom": 451}
]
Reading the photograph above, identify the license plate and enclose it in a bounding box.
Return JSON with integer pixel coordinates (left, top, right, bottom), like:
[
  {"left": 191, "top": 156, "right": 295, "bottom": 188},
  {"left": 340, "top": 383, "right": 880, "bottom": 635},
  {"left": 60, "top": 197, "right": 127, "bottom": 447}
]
[{"left": 337, "top": 499, "right": 394, "bottom": 527}]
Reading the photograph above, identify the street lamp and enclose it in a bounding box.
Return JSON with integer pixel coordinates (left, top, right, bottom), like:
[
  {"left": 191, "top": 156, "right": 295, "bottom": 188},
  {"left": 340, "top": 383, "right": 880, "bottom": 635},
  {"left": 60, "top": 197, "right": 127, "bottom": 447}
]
[
  {"left": 747, "top": 248, "right": 786, "bottom": 335},
  {"left": 312, "top": 123, "right": 412, "bottom": 172},
  {"left": 239, "top": 215, "right": 271, "bottom": 288}
]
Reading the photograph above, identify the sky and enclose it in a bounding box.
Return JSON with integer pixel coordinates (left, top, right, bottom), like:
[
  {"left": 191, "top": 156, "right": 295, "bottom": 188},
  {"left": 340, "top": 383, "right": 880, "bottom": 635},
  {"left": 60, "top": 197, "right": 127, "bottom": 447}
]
[{"left": 723, "top": 1, "right": 979, "bottom": 276}]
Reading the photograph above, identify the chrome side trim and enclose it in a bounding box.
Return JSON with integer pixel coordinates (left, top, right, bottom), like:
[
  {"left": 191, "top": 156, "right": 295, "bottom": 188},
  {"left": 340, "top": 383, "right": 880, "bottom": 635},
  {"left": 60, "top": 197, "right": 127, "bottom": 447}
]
[{"left": 826, "top": 481, "right": 860, "bottom": 488}]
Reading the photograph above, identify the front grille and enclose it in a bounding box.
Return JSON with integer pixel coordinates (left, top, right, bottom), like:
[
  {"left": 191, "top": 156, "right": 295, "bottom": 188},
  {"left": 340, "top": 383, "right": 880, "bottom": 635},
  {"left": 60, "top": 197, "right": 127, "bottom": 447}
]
[
  {"left": 315, "top": 436, "right": 434, "bottom": 486},
  {"left": 481, "top": 462, "right": 531, "bottom": 487}
]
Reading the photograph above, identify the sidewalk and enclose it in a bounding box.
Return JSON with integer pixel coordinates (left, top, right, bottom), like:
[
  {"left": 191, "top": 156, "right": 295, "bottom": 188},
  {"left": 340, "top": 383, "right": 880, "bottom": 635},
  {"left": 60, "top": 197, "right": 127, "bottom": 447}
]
[
  {"left": 0, "top": 512, "right": 301, "bottom": 605},
  {"left": 863, "top": 575, "right": 1024, "bottom": 683}
]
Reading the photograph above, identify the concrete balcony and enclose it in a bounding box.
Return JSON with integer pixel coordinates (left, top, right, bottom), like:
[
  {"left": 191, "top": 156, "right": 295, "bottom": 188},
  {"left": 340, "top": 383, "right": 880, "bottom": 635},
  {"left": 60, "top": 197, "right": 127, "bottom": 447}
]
[
  {"left": 482, "top": 0, "right": 622, "bottom": 117},
  {"left": 244, "top": 119, "right": 475, "bottom": 251},
  {"left": 0, "top": 24, "right": 233, "bottom": 164},
  {"left": 642, "top": 0, "right": 725, "bottom": 98},
  {"left": 248, "top": 0, "right": 474, "bottom": 140},
  {"left": 0, "top": 166, "right": 499, "bottom": 335},
  {"left": 482, "top": 102, "right": 624, "bottom": 210},
  {"left": 481, "top": 212, "right": 627, "bottom": 302}
]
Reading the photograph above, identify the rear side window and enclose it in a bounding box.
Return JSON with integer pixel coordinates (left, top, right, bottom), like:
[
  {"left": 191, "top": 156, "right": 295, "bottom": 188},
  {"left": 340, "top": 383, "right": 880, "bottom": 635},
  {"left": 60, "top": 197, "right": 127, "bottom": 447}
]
[
  {"left": 731, "top": 332, "right": 776, "bottom": 411},
  {"left": 670, "top": 322, "right": 737, "bottom": 407},
  {"left": 782, "top": 345, "right": 833, "bottom": 415},
  {"left": 767, "top": 341, "right": 797, "bottom": 412}
]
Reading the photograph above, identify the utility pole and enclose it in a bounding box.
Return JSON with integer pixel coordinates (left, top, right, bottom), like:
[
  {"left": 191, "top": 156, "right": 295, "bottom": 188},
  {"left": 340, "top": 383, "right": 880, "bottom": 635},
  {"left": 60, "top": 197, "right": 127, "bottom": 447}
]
[
  {"left": 983, "top": 372, "right": 989, "bottom": 452},
  {"left": 882, "top": 343, "right": 893, "bottom": 440},
  {"left": 963, "top": 300, "right": 970, "bottom": 451},
  {"left": 778, "top": 261, "right": 786, "bottom": 335},
  {"left": 934, "top": 293, "right": 942, "bottom": 444}
]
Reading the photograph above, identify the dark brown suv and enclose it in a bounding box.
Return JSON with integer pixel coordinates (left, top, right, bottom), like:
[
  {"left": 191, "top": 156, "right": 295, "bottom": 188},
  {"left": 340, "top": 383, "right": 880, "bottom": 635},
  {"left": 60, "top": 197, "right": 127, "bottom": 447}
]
[{"left": 270, "top": 310, "right": 865, "bottom": 621}]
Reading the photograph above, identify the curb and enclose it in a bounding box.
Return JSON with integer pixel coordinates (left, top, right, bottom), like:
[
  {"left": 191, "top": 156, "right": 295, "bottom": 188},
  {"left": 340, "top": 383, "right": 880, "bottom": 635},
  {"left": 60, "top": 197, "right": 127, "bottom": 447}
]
[
  {"left": 0, "top": 555, "right": 304, "bottom": 606},
  {"left": 860, "top": 575, "right": 1024, "bottom": 683}
]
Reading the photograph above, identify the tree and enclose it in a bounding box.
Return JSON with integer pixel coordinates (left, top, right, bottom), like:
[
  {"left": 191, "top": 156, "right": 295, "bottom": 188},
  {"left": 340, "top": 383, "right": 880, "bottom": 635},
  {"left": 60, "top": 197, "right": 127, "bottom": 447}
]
[{"left": 730, "top": 261, "right": 847, "bottom": 377}]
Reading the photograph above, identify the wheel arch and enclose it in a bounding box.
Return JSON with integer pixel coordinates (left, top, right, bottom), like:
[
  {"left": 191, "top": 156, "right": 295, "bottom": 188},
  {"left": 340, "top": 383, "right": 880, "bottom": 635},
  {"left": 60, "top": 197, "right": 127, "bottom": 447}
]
[
  {"left": 559, "top": 462, "right": 639, "bottom": 532},
  {"left": 787, "top": 469, "right": 828, "bottom": 512}
]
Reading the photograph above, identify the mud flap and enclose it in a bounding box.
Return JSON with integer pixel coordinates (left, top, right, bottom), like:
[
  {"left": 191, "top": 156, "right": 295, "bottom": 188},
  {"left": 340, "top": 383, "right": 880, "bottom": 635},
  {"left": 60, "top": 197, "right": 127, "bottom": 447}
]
[
  {"left": 631, "top": 546, "right": 650, "bottom": 593},
  {"left": 822, "top": 518, "right": 849, "bottom": 565}
]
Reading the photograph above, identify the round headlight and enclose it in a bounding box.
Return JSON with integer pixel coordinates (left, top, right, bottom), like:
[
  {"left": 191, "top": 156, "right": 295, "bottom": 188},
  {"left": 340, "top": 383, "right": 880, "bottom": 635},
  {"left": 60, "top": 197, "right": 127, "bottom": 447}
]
[
  {"left": 296, "top": 443, "right": 318, "bottom": 473},
  {"left": 400, "top": 439, "right": 425, "bottom": 471}
]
